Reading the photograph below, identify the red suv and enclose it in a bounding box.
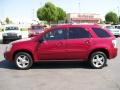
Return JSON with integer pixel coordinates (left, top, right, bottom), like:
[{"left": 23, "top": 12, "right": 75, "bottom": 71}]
[
  {"left": 4, "top": 24, "right": 118, "bottom": 69},
  {"left": 28, "top": 24, "right": 44, "bottom": 37}
]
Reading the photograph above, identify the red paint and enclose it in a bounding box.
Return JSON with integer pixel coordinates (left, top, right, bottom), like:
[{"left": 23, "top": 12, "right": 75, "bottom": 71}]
[{"left": 4, "top": 24, "right": 118, "bottom": 62}]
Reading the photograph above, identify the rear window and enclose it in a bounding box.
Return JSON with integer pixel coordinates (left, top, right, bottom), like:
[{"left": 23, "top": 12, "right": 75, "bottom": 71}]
[
  {"left": 31, "top": 26, "right": 43, "bottom": 30},
  {"left": 92, "top": 28, "right": 111, "bottom": 37}
]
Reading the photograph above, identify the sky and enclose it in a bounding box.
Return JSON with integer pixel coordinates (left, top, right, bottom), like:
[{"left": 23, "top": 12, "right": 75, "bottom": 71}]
[{"left": 0, "top": 0, "right": 120, "bottom": 23}]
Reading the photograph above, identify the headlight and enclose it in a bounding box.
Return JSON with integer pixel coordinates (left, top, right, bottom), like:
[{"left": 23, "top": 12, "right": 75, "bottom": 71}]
[
  {"left": 17, "top": 33, "right": 22, "bottom": 36},
  {"left": 6, "top": 43, "right": 13, "bottom": 52},
  {"left": 2, "top": 33, "right": 7, "bottom": 36}
]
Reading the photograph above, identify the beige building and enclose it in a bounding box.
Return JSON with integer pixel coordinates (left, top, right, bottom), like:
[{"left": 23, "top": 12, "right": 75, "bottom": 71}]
[{"left": 67, "top": 13, "right": 101, "bottom": 24}]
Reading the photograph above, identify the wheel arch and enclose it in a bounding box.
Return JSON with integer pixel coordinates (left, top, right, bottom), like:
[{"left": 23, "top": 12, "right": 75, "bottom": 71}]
[
  {"left": 13, "top": 49, "right": 34, "bottom": 61},
  {"left": 88, "top": 48, "right": 109, "bottom": 60}
]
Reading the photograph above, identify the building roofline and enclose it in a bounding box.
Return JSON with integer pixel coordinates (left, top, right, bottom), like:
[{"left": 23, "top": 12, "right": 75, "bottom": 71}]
[{"left": 67, "top": 13, "right": 100, "bottom": 15}]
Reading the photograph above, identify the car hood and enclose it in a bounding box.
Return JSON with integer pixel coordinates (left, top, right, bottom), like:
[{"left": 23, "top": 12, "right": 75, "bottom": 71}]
[
  {"left": 11, "top": 37, "right": 34, "bottom": 44},
  {"left": 3, "top": 30, "right": 21, "bottom": 33}
]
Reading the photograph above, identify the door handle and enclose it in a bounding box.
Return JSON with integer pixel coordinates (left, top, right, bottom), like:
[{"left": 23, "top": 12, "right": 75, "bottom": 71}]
[
  {"left": 56, "top": 42, "right": 63, "bottom": 47},
  {"left": 85, "top": 40, "right": 90, "bottom": 44}
]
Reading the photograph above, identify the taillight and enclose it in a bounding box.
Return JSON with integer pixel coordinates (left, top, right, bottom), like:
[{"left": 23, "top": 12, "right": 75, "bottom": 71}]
[{"left": 112, "top": 39, "right": 117, "bottom": 48}]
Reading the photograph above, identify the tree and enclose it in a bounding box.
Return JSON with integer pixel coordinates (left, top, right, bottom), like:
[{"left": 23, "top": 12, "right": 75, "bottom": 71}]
[
  {"left": 37, "top": 2, "right": 58, "bottom": 25},
  {"left": 119, "top": 16, "right": 120, "bottom": 23},
  {"left": 105, "top": 11, "right": 119, "bottom": 24},
  {"left": 5, "top": 17, "right": 10, "bottom": 24},
  {"left": 56, "top": 7, "right": 66, "bottom": 22}
]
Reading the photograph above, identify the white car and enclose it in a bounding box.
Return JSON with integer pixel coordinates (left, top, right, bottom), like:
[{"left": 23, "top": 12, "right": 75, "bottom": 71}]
[
  {"left": 2, "top": 24, "right": 22, "bottom": 43},
  {"left": 105, "top": 25, "right": 120, "bottom": 37}
]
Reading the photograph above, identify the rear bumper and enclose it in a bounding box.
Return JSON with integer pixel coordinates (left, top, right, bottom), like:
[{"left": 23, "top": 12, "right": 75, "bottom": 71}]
[{"left": 109, "top": 48, "right": 118, "bottom": 59}]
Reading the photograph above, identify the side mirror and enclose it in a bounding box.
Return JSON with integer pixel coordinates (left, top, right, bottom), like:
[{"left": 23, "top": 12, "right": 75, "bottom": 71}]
[{"left": 39, "top": 38, "right": 44, "bottom": 43}]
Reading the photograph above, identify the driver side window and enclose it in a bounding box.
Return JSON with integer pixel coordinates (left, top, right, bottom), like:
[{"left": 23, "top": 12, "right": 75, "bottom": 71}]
[{"left": 44, "top": 28, "right": 67, "bottom": 40}]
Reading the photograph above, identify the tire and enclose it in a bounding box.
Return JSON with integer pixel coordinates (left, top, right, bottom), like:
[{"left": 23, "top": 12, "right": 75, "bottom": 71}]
[
  {"left": 15, "top": 52, "right": 33, "bottom": 70},
  {"left": 89, "top": 51, "right": 107, "bottom": 69}
]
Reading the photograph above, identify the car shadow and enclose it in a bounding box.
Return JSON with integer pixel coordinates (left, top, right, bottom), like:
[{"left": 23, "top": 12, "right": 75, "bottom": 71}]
[
  {"left": 32, "top": 61, "right": 91, "bottom": 69},
  {"left": 0, "top": 60, "right": 16, "bottom": 69},
  {"left": 0, "top": 60, "right": 92, "bottom": 70}
]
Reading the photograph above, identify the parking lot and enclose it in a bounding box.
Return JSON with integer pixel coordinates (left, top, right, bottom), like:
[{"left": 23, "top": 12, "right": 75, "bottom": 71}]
[{"left": 0, "top": 38, "right": 119, "bottom": 90}]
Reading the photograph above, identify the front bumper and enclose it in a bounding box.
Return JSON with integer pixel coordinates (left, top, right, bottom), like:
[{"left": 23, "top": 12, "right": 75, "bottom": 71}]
[
  {"left": 113, "top": 32, "right": 120, "bottom": 36},
  {"left": 4, "top": 51, "right": 13, "bottom": 61},
  {"left": 3, "top": 36, "right": 22, "bottom": 40}
]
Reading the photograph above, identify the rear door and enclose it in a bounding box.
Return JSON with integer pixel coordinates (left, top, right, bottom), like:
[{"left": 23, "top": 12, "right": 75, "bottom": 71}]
[
  {"left": 37, "top": 28, "right": 68, "bottom": 60},
  {"left": 66, "top": 27, "right": 92, "bottom": 60}
]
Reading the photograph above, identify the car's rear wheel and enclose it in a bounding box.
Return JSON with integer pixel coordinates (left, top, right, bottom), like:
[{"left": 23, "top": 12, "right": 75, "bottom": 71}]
[
  {"left": 89, "top": 51, "right": 107, "bottom": 69},
  {"left": 15, "top": 52, "right": 33, "bottom": 70}
]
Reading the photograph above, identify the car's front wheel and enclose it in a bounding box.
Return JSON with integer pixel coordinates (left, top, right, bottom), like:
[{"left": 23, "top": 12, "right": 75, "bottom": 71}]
[
  {"left": 15, "top": 52, "right": 33, "bottom": 70},
  {"left": 89, "top": 51, "right": 107, "bottom": 69}
]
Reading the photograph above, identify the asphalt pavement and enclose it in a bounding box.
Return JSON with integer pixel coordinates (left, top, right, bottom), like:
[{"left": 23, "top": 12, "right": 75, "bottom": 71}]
[{"left": 0, "top": 38, "right": 120, "bottom": 90}]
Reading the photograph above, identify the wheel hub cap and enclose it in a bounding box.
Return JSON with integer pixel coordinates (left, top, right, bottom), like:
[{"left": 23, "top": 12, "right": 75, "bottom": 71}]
[
  {"left": 93, "top": 54, "right": 105, "bottom": 68},
  {"left": 16, "top": 55, "right": 29, "bottom": 68}
]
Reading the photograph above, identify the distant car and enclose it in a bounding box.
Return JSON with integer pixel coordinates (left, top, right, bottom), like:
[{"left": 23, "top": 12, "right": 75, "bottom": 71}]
[
  {"left": 4, "top": 24, "right": 117, "bottom": 69},
  {"left": 114, "top": 25, "right": 120, "bottom": 30},
  {"left": 105, "top": 25, "right": 120, "bottom": 37},
  {"left": 2, "top": 24, "right": 22, "bottom": 44},
  {"left": 28, "top": 24, "right": 44, "bottom": 37}
]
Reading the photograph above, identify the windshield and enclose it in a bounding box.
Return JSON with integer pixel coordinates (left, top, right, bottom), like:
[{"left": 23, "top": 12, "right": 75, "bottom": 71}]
[
  {"left": 106, "top": 26, "right": 115, "bottom": 29},
  {"left": 5, "top": 26, "right": 19, "bottom": 31},
  {"left": 31, "top": 26, "right": 44, "bottom": 30}
]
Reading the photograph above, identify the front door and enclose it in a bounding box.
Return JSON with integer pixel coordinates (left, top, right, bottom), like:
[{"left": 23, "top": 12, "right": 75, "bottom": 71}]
[{"left": 37, "top": 28, "right": 68, "bottom": 60}]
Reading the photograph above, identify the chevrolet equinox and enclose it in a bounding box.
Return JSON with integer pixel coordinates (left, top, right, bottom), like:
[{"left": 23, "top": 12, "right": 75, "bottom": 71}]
[{"left": 4, "top": 24, "right": 118, "bottom": 69}]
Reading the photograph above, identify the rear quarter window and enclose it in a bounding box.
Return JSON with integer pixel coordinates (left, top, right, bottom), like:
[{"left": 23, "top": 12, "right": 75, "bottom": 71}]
[{"left": 92, "top": 28, "right": 111, "bottom": 37}]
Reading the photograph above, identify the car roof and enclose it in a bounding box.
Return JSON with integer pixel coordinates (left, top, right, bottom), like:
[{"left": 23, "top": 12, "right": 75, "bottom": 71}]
[
  {"left": 31, "top": 24, "right": 43, "bottom": 26},
  {"left": 53, "top": 24, "right": 101, "bottom": 28}
]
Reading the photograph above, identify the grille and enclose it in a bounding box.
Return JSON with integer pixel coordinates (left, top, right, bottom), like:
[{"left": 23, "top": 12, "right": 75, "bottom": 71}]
[{"left": 7, "top": 33, "right": 17, "bottom": 36}]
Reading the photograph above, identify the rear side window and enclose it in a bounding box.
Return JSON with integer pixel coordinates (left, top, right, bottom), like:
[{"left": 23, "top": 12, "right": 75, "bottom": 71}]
[
  {"left": 69, "top": 27, "right": 91, "bottom": 39},
  {"left": 92, "top": 28, "right": 111, "bottom": 37}
]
